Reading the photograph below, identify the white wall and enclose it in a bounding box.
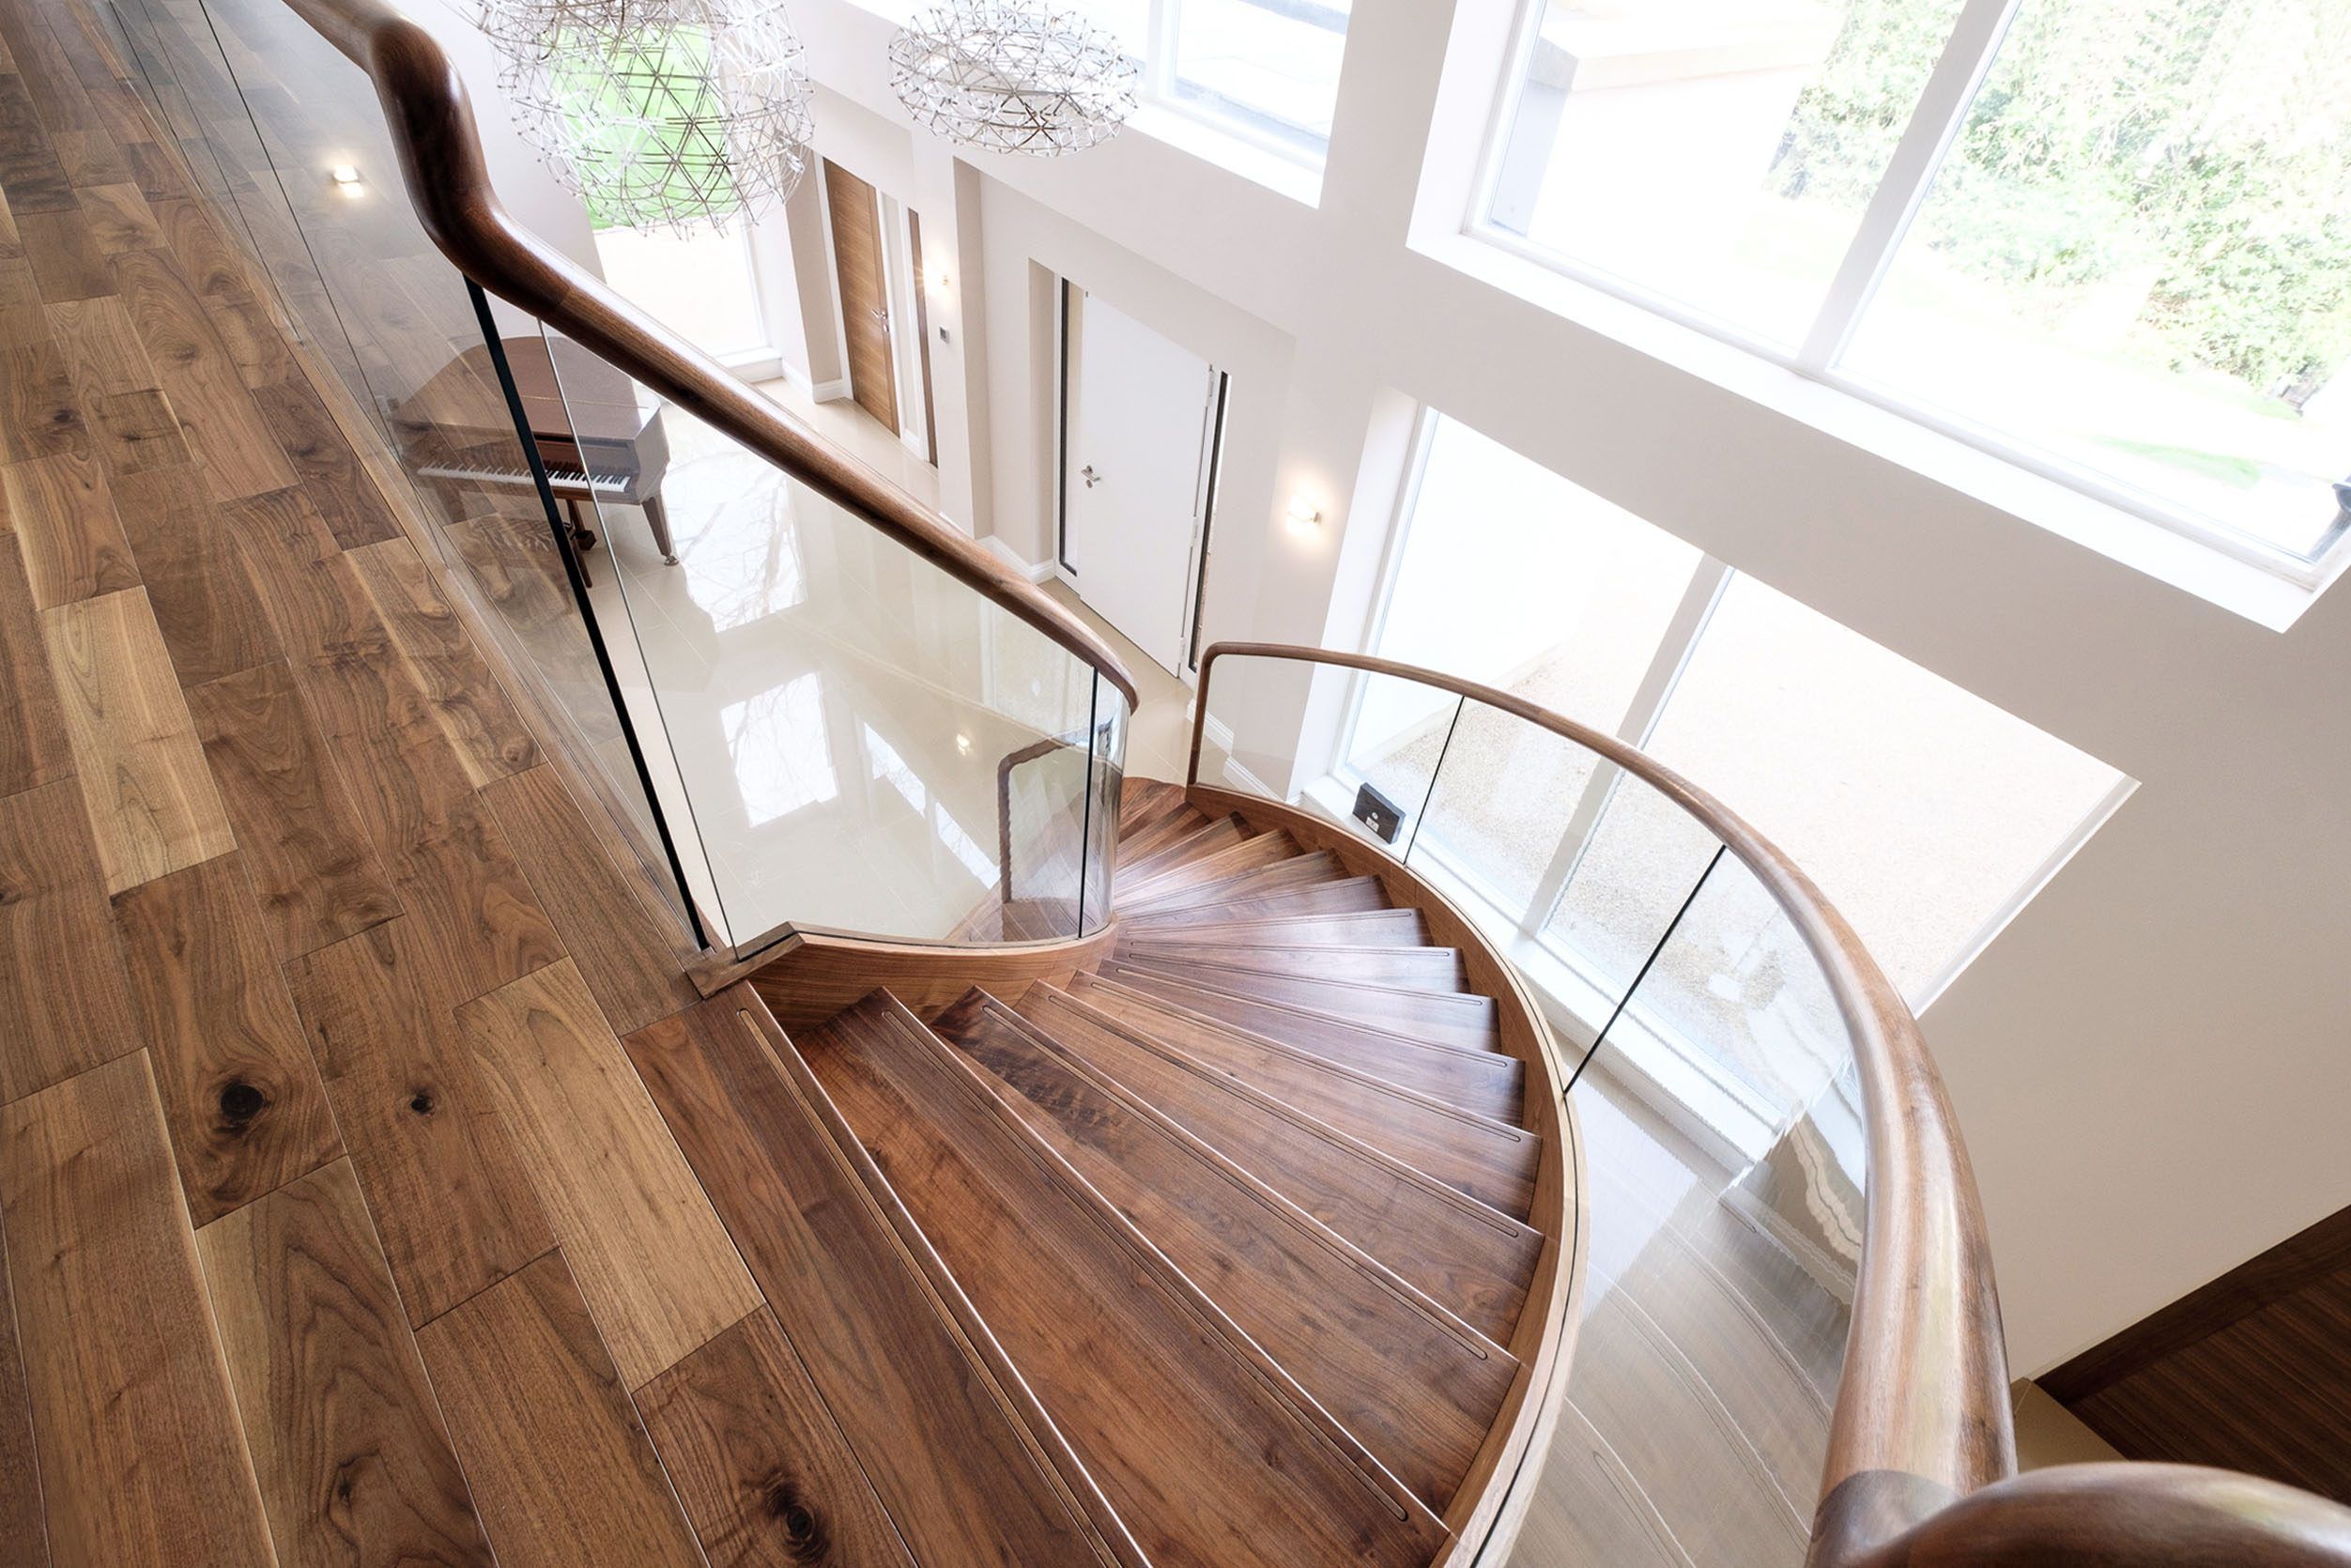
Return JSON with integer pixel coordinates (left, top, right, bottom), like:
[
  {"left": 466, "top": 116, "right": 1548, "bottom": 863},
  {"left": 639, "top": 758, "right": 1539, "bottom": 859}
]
[{"left": 773, "top": 0, "right": 2351, "bottom": 1375}]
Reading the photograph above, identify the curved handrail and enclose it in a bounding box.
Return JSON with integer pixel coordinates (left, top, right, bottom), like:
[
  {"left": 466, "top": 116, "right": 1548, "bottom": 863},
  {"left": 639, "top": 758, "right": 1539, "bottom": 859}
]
[
  {"left": 1187, "top": 641, "right": 2351, "bottom": 1566},
  {"left": 278, "top": 0, "right": 1139, "bottom": 711}
]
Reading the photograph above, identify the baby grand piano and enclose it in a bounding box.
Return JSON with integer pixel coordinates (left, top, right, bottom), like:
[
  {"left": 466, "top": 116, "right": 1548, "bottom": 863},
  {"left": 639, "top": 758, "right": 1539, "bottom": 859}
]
[{"left": 396, "top": 335, "right": 675, "bottom": 573}]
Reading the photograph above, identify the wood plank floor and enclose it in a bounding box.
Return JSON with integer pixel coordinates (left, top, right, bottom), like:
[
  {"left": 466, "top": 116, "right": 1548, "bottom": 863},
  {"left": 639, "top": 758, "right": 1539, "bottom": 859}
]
[{"left": 0, "top": 6, "right": 751, "bottom": 1560}]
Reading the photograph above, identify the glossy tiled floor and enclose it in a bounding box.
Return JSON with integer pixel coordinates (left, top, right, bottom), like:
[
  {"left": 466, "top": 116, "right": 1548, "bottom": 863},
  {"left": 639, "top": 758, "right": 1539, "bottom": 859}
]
[{"left": 584, "top": 386, "right": 1189, "bottom": 951}]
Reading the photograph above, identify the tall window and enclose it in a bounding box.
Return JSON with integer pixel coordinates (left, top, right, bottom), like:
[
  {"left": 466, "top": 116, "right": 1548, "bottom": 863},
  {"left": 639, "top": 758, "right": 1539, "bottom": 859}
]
[
  {"left": 1350, "top": 411, "right": 2124, "bottom": 1011},
  {"left": 1482, "top": 0, "right": 2351, "bottom": 575},
  {"left": 592, "top": 221, "right": 769, "bottom": 361},
  {"left": 1070, "top": 0, "right": 1353, "bottom": 161}
]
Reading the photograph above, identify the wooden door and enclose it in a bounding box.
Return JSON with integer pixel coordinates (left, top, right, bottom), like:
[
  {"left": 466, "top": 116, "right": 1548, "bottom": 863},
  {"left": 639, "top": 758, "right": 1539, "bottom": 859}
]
[{"left": 824, "top": 159, "right": 898, "bottom": 432}]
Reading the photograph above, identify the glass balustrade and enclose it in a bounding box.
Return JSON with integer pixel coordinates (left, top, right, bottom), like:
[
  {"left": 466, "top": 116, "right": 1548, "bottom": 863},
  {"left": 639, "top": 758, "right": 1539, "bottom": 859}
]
[
  {"left": 1195, "top": 647, "right": 1864, "bottom": 1565},
  {"left": 106, "top": 0, "right": 1129, "bottom": 960}
]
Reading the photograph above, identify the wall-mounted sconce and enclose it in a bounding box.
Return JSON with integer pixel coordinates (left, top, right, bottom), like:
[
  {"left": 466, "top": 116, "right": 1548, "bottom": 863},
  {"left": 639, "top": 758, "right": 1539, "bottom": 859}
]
[
  {"left": 955, "top": 732, "right": 974, "bottom": 756},
  {"left": 329, "top": 163, "right": 363, "bottom": 192},
  {"left": 1284, "top": 494, "right": 1323, "bottom": 536},
  {"left": 925, "top": 262, "right": 951, "bottom": 291}
]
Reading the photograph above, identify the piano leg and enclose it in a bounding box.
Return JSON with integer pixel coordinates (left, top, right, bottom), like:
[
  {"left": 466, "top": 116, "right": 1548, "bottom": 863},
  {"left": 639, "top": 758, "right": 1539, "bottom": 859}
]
[{"left": 644, "top": 492, "right": 678, "bottom": 565}]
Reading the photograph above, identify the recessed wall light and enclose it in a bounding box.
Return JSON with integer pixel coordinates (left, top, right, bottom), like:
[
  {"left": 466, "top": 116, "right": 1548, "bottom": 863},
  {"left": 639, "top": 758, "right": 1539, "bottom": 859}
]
[
  {"left": 329, "top": 164, "right": 362, "bottom": 188},
  {"left": 1284, "top": 494, "right": 1322, "bottom": 535}
]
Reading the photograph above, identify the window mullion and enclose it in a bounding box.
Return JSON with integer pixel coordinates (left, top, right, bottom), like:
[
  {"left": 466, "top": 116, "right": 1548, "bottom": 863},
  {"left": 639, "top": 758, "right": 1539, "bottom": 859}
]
[{"left": 1795, "top": 0, "right": 2026, "bottom": 372}]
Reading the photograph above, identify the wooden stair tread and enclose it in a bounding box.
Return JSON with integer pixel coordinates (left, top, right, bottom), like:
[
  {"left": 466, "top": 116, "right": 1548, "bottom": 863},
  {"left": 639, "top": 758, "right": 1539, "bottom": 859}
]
[
  {"left": 1128, "top": 907, "right": 1435, "bottom": 947},
  {"left": 932, "top": 987, "right": 1517, "bottom": 1512},
  {"left": 1116, "top": 813, "right": 1245, "bottom": 882},
  {"left": 1116, "top": 936, "right": 1471, "bottom": 993},
  {"left": 1116, "top": 825, "right": 1299, "bottom": 902},
  {"left": 1116, "top": 849, "right": 1349, "bottom": 915},
  {"left": 794, "top": 991, "right": 1450, "bottom": 1568},
  {"left": 623, "top": 990, "right": 1128, "bottom": 1568},
  {"left": 1124, "top": 875, "right": 1392, "bottom": 928},
  {"left": 1066, "top": 973, "right": 1541, "bottom": 1219},
  {"left": 1114, "top": 806, "right": 1214, "bottom": 865},
  {"left": 1097, "top": 959, "right": 1524, "bottom": 1120},
  {"left": 1114, "top": 954, "right": 1503, "bottom": 1050},
  {"left": 1018, "top": 979, "right": 1542, "bottom": 1343}
]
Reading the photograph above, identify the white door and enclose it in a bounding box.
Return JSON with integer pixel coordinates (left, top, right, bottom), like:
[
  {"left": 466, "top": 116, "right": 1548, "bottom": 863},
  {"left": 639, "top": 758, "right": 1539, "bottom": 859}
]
[{"left": 1065, "top": 292, "right": 1218, "bottom": 676}]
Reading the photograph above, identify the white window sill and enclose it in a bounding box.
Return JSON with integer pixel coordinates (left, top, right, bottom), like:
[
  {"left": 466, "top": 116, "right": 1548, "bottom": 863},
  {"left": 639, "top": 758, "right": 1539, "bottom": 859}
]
[
  {"left": 1126, "top": 103, "right": 1323, "bottom": 208},
  {"left": 1416, "top": 229, "right": 2336, "bottom": 634}
]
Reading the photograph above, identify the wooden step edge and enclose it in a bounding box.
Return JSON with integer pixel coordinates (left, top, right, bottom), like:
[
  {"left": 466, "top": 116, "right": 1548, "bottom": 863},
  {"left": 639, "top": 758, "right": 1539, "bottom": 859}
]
[
  {"left": 1115, "top": 814, "right": 1247, "bottom": 884},
  {"left": 953, "top": 987, "right": 1518, "bottom": 1370},
  {"left": 1099, "top": 959, "right": 1518, "bottom": 1071},
  {"left": 1070, "top": 973, "right": 1537, "bottom": 1147},
  {"left": 1122, "top": 954, "right": 1501, "bottom": 1026},
  {"left": 1117, "top": 850, "right": 1348, "bottom": 915},
  {"left": 1115, "top": 938, "right": 1474, "bottom": 993},
  {"left": 1115, "top": 825, "right": 1299, "bottom": 901},
  {"left": 1122, "top": 876, "right": 1396, "bottom": 928},
  {"left": 847, "top": 990, "right": 1450, "bottom": 1544},
  {"left": 1022, "top": 979, "right": 1543, "bottom": 1249},
  {"left": 1114, "top": 814, "right": 1210, "bottom": 868},
  {"left": 725, "top": 989, "right": 1149, "bottom": 1568},
  {"left": 1114, "top": 785, "right": 1194, "bottom": 844},
  {"left": 1121, "top": 909, "right": 1435, "bottom": 947}
]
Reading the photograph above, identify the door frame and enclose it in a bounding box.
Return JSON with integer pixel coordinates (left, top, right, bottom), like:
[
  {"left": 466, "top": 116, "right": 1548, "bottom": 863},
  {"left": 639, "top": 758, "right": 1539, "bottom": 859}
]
[{"left": 1053, "top": 277, "right": 1227, "bottom": 682}]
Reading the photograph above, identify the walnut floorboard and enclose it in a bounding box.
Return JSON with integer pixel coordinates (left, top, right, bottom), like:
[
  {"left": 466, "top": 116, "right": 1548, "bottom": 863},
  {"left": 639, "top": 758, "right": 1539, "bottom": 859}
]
[
  {"left": 111, "top": 851, "right": 343, "bottom": 1225},
  {"left": 0, "top": 1200, "right": 47, "bottom": 1568},
  {"left": 107, "top": 462, "right": 277, "bottom": 684},
  {"left": 0, "top": 447, "right": 135, "bottom": 607},
  {"left": 248, "top": 374, "right": 402, "bottom": 550},
  {"left": 414, "top": 1252, "right": 704, "bottom": 1568},
  {"left": 480, "top": 763, "right": 697, "bottom": 1036},
  {"left": 0, "top": 776, "right": 143, "bottom": 1099},
  {"left": 346, "top": 536, "right": 539, "bottom": 786},
  {"left": 39, "top": 583, "right": 233, "bottom": 891},
  {"left": 0, "top": 528, "right": 69, "bottom": 794},
  {"left": 74, "top": 182, "right": 160, "bottom": 254},
  {"left": 0, "top": 1052, "right": 278, "bottom": 1567},
  {"left": 935, "top": 988, "right": 1515, "bottom": 1514},
  {"left": 455, "top": 958, "right": 758, "bottom": 1391},
  {"left": 284, "top": 919, "right": 558, "bottom": 1325},
  {"left": 798, "top": 992, "right": 1448, "bottom": 1568},
  {"left": 634, "top": 1308, "right": 918, "bottom": 1568},
  {"left": 1019, "top": 980, "right": 1542, "bottom": 1343},
  {"left": 625, "top": 992, "right": 1117, "bottom": 1567},
  {"left": 45, "top": 295, "right": 161, "bottom": 402},
  {"left": 106, "top": 245, "right": 292, "bottom": 500},
  {"left": 184, "top": 656, "right": 402, "bottom": 959},
  {"left": 194, "top": 1158, "right": 495, "bottom": 1568},
  {"left": 15, "top": 205, "right": 110, "bottom": 303}
]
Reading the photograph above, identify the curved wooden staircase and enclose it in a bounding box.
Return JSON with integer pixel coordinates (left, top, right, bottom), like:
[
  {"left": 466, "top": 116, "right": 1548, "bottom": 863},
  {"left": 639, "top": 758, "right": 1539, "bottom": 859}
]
[{"left": 629, "top": 778, "right": 1574, "bottom": 1566}]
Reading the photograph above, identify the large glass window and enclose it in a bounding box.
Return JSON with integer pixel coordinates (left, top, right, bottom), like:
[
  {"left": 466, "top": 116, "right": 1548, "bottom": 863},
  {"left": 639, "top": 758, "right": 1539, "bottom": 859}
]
[
  {"left": 592, "top": 220, "right": 769, "bottom": 360},
  {"left": 1345, "top": 411, "right": 2125, "bottom": 1018},
  {"left": 1480, "top": 0, "right": 2351, "bottom": 574},
  {"left": 1067, "top": 0, "right": 1352, "bottom": 161}
]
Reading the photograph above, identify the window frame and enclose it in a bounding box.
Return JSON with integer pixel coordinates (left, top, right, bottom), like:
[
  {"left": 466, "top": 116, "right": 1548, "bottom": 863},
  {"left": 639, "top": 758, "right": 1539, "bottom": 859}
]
[
  {"left": 1464, "top": 0, "right": 2351, "bottom": 587},
  {"left": 1137, "top": 0, "right": 1348, "bottom": 169}
]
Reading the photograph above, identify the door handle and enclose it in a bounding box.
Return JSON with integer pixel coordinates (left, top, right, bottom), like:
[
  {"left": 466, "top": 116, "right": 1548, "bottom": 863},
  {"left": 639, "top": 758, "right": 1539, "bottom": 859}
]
[
  {"left": 869, "top": 307, "right": 890, "bottom": 332},
  {"left": 1080, "top": 464, "right": 1102, "bottom": 488}
]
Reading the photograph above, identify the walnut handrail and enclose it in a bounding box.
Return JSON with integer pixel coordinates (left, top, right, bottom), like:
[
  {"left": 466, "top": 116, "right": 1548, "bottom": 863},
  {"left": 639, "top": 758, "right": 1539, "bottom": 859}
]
[
  {"left": 277, "top": 0, "right": 1138, "bottom": 712},
  {"left": 1188, "top": 641, "right": 2351, "bottom": 1566}
]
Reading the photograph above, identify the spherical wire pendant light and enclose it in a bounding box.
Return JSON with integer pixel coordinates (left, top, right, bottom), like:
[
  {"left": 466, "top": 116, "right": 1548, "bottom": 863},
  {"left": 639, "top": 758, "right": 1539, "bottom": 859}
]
[
  {"left": 498, "top": 0, "right": 814, "bottom": 234},
  {"left": 889, "top": 2, "right": 1139, "bottom": 157}
]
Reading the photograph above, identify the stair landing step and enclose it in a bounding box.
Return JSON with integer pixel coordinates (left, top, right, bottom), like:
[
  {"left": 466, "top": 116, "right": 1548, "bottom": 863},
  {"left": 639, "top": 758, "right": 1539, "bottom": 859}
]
[
  {"left": 796, "top": 992, "right": 1450, "bottom": 1568},
  {"left": 934, "top": 988, "right": 1516, "bottom": 1513},
  {"left": 1066, "top": 973, "right": 1541, "bottom": 1220},
  {"left": 1018, "top": 979, "right": 1543, "bottom": 1344}
]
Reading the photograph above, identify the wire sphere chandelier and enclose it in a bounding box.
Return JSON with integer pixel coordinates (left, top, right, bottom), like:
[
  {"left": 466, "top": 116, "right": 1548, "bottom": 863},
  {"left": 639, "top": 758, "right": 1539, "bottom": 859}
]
[
  {"left": 889, "top": 2, "right": 1139, "bottom": 157},
  {"left": 499, "top": 0, "right": 813, "bottom": 234}
]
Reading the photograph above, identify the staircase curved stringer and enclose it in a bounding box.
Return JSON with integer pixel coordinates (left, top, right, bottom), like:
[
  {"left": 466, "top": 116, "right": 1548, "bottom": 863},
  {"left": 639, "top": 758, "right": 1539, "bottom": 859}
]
[{"left": 742, "top": 775, "right": 1582, "bottom": 1568}]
